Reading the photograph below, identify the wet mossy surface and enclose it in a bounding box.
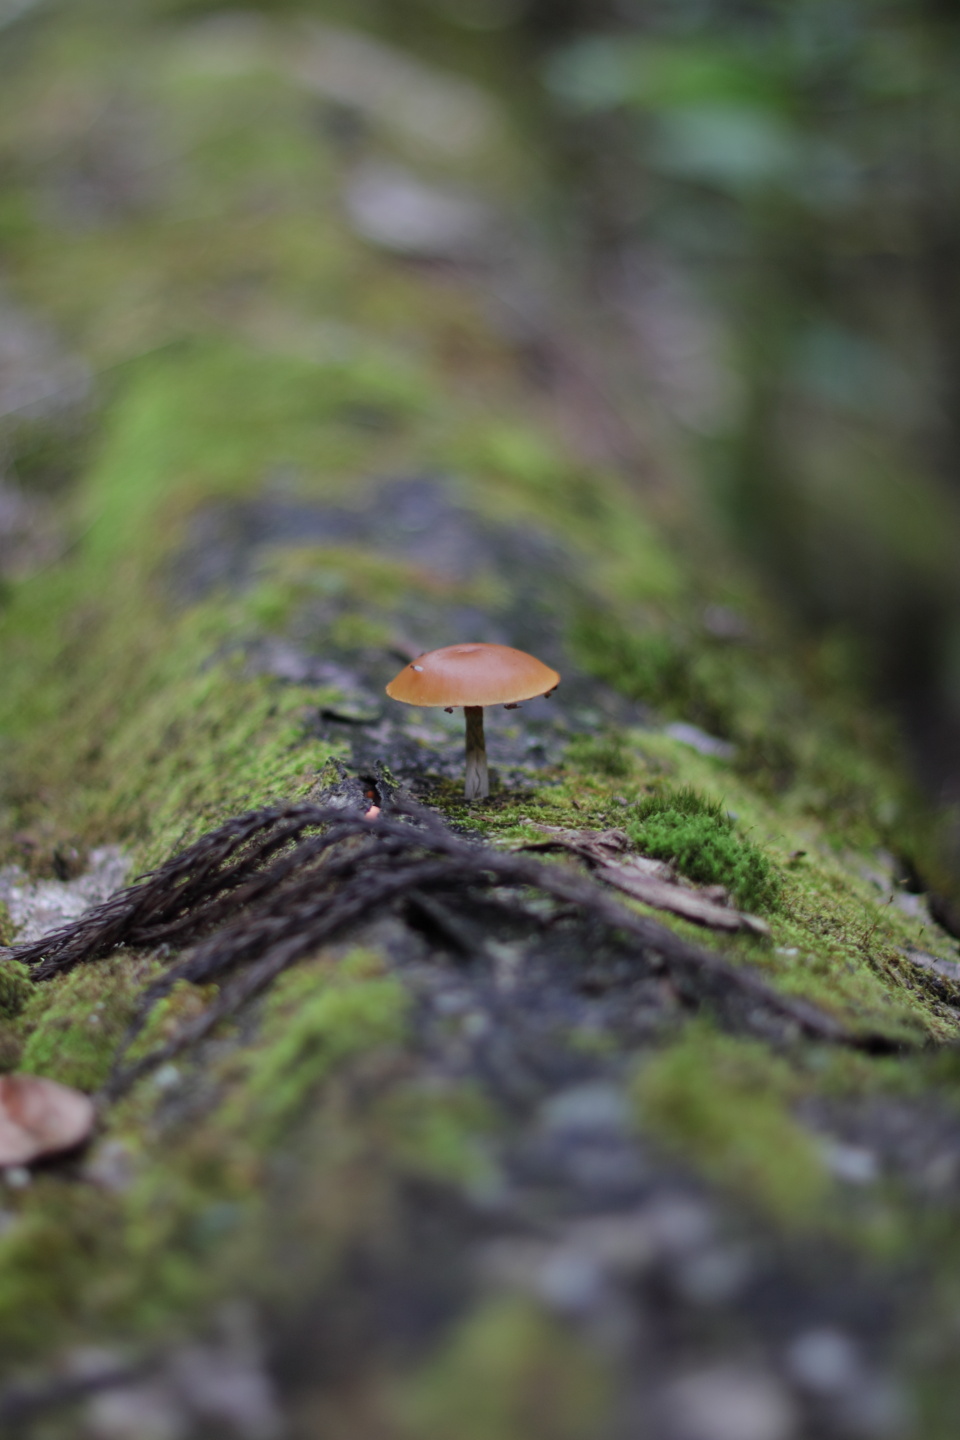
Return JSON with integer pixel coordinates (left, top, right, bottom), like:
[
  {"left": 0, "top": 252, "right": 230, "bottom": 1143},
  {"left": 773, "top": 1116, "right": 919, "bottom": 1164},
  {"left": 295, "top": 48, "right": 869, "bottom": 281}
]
[
  {"left": 1, "top": 6, "right": 960, "bottom": 1438},
  {"left": 627, "top": 786, "right": 782, "bottom": 912}
]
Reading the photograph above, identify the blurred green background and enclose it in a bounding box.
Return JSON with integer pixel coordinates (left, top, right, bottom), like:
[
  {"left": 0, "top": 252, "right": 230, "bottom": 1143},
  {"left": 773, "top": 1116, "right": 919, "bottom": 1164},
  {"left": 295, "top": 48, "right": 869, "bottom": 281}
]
[
  {"left": 533, "top": 0, "right": 960, "bottom": 819},
  {"left": 4, "top": 0, "right": 960, "bottom": 882},
  {"left": 358, "top": 0, "right": 960, "bottom": 887}
]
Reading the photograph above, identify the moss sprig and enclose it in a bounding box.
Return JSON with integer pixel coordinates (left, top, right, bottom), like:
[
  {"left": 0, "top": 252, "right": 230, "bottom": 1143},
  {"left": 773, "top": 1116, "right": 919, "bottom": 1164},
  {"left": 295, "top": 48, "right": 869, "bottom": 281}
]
[{"left": 627, "top": 785, "right": 781, "bottom": 912}]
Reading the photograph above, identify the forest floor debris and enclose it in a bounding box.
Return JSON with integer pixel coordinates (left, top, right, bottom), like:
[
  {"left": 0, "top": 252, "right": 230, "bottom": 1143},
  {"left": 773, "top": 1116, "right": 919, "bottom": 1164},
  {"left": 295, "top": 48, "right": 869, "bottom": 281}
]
[{"left": 519, "top": 825, "right": 770, "bottom": 934}]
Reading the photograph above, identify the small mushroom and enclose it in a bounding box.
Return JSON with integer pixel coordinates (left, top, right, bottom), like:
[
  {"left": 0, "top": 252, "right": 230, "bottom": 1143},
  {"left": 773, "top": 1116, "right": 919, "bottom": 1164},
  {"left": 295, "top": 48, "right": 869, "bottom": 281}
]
[
  {"left": 386, "top": 643, "right": 560, "bottom": 801},
  {"left": 0, "top": 1074, "right": 95, "bottom": 1167}
]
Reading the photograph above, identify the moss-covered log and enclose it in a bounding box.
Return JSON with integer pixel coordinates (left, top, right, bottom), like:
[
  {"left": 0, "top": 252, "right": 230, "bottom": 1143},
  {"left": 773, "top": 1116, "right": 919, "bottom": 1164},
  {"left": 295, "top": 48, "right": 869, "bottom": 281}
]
[{"left": 2, "top": 6, "right": 960, "bottom": 1438}]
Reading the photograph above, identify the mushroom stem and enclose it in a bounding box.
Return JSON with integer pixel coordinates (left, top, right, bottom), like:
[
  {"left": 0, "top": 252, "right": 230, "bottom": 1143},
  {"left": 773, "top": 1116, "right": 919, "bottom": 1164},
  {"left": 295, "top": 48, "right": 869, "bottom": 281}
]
[{"left": 464, "top": 705, "right": 488, "bottom": 801}]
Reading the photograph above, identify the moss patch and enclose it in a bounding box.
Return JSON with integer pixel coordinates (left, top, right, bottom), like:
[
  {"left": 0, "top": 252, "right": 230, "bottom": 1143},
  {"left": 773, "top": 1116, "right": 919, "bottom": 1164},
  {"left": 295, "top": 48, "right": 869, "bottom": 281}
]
[
  {"left": 0, "top": 958, "right": 31, "bottom": 1019},
  {"left": 564, "top": 732, "right": 633, "bottom": 780},
  {"left": 633, "top": 1024, "right": 830, "bottom": 1226},
  {"left": 223, "top": 947, "right": 408, "bottom": 1145},
  {"left": 627, "top": 785, "right": 781, "bottom": 911},
  {"left": 398, "top": 1296, "right": 611, "bottom": 1440},
  {"left": 18, "top": 956, "right": 159, "bottom": 1092},
  {"left": 371, "top": 1078, "right": 497, "bottom": 1193}
]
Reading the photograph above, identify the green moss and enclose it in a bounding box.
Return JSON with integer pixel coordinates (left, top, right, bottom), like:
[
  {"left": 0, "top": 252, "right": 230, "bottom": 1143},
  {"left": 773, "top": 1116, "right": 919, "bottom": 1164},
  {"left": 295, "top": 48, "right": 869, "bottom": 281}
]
[
  {"left": 18, "top": 957, "right": 158, "bottom": 1091},
  {"left": 75, "top": 340, "right": 428, "bottom": 574},
  {"left": 570, "top": 609, "right": 702, "bottom": 720},
  {"left": 124, "top": 979, "right": 218, "bottom": 1065},
  {"left": 461, "top": 738, "right": 950, "bottom": 1042},
  {"left": 565, "top": 732, "right": 633, "bottom": 780},
  {"left": 763, "top": 899, "right": 934, "bottom": 1038},
  {"left": 228, "top": 948, "right": 408, "bottom": 1143},
  {"left": 627, "top": 785, "right": 781, "bottom": 911},
  {"left": 1, "top": 563, "right": 345, "bottom": 869},
  {"left": 633, "top": 1025, "right": 830, "bottom": 1226},
  {"left": 0, "top": 946, "right": 412, "bottom": 1358},
  {"left": 399, "top": 1296, "right": 611, "bottom": 1440},
  {"left": 566, "top": 599, "right": 906, "bottom": 851},
  {"left": 449, "top": 422, "right": 684, "bottom": 606},
  {"left": 0, "top": 1189, "right": 122, "bottom": 1352},
  {"left": 0, "top": 958, "right": 30, "bottom": 1017},
  {"left": 372, "top": 1079, "right": 497, "bottom": 1191}
]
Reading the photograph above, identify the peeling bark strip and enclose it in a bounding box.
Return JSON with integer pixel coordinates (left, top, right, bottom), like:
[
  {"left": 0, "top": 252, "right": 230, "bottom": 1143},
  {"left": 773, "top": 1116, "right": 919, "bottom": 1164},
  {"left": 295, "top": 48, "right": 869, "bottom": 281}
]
[
  {"left": 10, "top": 799, "right": 896, "bottom": 1096},
  {"left": 520, "top": 826, "right": 771, "bottom": 934},
  {"left": 594, "top": 863, "right": 770, "bottom": 934}
]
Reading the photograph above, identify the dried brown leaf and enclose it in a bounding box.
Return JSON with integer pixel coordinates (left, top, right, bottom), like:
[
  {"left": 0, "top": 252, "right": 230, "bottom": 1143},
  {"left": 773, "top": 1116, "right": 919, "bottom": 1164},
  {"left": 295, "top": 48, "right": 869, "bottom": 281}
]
[{"left": 0, "top": 1075, "right": 95, "bottom": 1166}]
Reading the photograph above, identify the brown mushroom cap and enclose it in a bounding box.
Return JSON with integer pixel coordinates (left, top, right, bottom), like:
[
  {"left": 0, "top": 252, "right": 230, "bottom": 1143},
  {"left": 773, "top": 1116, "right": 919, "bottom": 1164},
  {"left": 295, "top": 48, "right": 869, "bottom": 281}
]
[{"left": 386, "top": 643, "right": 560, "bottom": 708}]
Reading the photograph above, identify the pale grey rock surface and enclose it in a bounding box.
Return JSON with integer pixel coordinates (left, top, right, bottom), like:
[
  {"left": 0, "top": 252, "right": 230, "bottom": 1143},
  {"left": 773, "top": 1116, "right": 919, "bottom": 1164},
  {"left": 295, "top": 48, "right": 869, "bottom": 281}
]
[{"left": 0, "top": 847, "right": 129, "bottom": 945}]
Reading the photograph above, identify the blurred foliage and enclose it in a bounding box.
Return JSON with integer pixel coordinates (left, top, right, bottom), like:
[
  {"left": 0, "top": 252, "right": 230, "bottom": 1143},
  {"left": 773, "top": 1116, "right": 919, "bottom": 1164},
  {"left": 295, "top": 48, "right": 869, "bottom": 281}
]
[{"left": 539, "top": 0, "right": 960, "bottom": 822}]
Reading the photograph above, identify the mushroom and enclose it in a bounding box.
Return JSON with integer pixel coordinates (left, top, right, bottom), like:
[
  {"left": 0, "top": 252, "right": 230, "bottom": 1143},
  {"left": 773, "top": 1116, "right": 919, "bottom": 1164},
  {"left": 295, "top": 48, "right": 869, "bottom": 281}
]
[
  {"left": 386, "top": 643, "right": 560, "bottom": 801},
  {"left": 0, "top": 1074, "right": 95, "bottom": 1167}
]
